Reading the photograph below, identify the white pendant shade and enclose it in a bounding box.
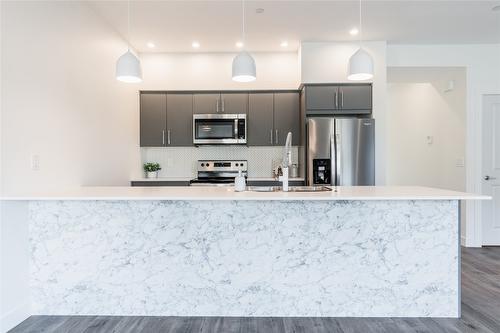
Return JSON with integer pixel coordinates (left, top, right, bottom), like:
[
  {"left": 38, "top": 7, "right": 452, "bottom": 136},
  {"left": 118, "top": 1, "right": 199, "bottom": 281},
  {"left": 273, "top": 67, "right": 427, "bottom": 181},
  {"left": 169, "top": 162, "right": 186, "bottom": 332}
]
[
  {"left": 116, "top": 50, "right": 142, "bottom": 83},
  {"left": 232, "top": 51, "right": 256, "bottom": 82},
  {"left": 347, "top": 48, "right": 374, "bottom": 81}
]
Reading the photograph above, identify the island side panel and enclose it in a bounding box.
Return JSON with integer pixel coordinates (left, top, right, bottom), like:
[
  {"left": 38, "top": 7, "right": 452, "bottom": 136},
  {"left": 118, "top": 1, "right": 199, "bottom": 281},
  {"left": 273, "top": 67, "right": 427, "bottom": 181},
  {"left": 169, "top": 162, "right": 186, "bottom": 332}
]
[{"left": 29, "top": 200, "right": 459, "bottom": 317}]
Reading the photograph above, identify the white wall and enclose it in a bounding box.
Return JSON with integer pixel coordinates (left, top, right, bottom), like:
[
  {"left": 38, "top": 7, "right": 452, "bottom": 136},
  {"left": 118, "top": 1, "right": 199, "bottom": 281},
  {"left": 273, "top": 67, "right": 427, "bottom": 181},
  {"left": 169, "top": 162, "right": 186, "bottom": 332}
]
[
  {"left": 387, "top": 44, "right": 500, "bottom": 247},
  {"left": 386, "top": 68, "right": 466, "bottom": 191},
  {"left": 300, "top": 41, "right": 387, "bottom": 185},
  {"left": 139, "top": 52, "right": 300, "bottom": 91},
  {"left": 0, "top": 1, "right": 140, "bottom": 194}
]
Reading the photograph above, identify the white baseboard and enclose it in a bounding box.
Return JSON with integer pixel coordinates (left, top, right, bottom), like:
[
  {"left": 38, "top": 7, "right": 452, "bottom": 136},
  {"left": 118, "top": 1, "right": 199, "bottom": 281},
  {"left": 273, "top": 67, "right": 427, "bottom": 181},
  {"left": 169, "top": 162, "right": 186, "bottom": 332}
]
[{"left": 1, "top": 303, "right": 31, "bottom": 333}]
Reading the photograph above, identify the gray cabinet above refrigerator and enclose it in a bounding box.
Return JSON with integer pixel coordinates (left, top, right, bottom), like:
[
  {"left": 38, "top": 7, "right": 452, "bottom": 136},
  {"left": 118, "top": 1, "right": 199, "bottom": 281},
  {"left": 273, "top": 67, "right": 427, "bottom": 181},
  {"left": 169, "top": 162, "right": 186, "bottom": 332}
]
[{"left": 303, "top": 83, "right": 372, "bottom": 115}]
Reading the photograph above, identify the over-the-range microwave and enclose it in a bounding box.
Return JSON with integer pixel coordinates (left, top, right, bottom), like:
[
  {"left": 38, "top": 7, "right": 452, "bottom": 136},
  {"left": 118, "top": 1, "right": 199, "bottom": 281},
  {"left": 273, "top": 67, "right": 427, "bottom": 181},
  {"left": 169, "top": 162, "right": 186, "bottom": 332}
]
[{"left": 193, "top": 114, "right": 247, "bottom": 145}]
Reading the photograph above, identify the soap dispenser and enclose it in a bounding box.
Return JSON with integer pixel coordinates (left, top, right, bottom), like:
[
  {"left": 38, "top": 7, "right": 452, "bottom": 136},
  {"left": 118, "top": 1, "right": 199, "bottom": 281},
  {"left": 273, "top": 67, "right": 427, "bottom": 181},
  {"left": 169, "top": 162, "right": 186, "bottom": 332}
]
[{"left": 234, "top": 169, "right": 246, "bottom": 192}]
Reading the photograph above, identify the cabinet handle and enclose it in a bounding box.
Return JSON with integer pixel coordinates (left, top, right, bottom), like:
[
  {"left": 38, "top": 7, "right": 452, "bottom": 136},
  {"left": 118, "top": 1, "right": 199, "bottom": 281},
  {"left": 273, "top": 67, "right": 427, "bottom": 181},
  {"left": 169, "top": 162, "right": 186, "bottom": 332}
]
[
  {"left": 275, "top": 129, "right": 278, "bottom": 145},
  {"left": 216, "top": 99, "right": 219, "bottom": 113},
  {"left": 335, "top": 91, "right": 339, "bottom": 109},
  {"left": 162, "top": 130, "right": 165, "bottom": 145},
  {"left": 222, "top": 99, "right": 225, "bottom": 112},
  {"left": 341, "top": 89, "right": 344, "bottom": 108},
  {"left": 167, "top": 130, "right": 171, "bottom": 145},
  {"left": 270, "top": 130, "right": 273, "bottom": 145}
]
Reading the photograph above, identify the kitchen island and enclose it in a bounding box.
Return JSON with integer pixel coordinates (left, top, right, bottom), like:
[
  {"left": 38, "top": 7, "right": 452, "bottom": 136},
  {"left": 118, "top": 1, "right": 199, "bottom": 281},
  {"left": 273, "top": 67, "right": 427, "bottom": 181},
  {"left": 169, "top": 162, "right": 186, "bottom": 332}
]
[{"left": 1, "top": 186, "right": 488, "bottom": 318}]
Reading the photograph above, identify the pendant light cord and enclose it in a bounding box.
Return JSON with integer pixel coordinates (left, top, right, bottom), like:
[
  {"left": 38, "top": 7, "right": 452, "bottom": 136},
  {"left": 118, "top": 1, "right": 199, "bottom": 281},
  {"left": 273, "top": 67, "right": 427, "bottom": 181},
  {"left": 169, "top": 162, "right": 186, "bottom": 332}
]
[
  {"left": 359, "top": 0, "right": 362, "bottom": 47},
  {"left": 127, "top": 0, "right": 131, "bottom": 51},
  {"left": 242, "top": 0, "right": 246, "bottom": 46}
]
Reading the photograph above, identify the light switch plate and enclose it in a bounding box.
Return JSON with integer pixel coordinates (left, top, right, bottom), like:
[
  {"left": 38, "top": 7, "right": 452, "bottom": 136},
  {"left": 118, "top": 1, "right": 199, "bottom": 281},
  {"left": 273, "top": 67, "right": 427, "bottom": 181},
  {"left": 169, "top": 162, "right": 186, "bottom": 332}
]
[
  {"left": 31, "top": 154, "right": 40, "bottom": 171},
  {"left": 456, "top": 157, "right": 465, "bottom": 167}
]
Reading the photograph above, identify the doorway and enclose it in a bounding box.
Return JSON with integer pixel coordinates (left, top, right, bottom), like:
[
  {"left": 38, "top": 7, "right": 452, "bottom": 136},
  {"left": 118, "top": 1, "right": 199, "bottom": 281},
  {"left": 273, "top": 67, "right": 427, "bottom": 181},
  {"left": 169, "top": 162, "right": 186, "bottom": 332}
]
[
  {"left": 387, "top": 67, "right": 467, "bottom": 242},
  {"left": 482, "top": 95, "right": 500, "bottom": 245}
]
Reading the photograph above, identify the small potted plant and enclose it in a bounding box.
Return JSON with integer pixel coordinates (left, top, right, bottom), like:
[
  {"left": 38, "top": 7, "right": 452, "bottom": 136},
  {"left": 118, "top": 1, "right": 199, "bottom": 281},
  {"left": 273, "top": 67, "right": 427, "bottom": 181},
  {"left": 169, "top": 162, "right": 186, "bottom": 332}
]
[{"left": 144, "top": 162, "right": 161, "bottom": 179}]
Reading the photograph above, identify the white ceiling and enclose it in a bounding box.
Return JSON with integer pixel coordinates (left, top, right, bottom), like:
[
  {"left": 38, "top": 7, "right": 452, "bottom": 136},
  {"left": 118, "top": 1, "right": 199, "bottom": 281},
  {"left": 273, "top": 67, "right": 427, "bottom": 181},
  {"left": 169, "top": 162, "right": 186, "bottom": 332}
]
[{"left": 88, "top": 1, "right": 500, "bottom": 53}]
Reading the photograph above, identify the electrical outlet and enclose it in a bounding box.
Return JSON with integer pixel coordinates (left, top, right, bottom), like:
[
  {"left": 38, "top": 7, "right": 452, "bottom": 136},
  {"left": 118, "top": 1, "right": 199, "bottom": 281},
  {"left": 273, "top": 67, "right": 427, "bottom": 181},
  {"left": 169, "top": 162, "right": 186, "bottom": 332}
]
[
  {"left": 31, "top": 154, "right": 40, "bottom": 171},
  {"left": 426, "top": 135, "right": 433, "bottom": 145}
]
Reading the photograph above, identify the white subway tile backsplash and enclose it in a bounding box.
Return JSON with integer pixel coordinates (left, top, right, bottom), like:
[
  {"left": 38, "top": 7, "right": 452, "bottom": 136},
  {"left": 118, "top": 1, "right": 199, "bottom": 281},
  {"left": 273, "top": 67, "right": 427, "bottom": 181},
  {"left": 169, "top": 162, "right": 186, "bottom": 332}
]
[{"left": 141, "top": 146, "right": 299, "bottom": 178}]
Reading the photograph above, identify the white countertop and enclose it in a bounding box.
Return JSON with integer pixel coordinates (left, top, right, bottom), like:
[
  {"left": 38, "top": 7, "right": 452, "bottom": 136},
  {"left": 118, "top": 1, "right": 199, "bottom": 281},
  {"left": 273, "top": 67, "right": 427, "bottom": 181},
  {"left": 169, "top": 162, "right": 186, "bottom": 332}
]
[
  {"left": 131, "top": 177, "right": 305, "bottom": 182},
  {"left": 0, "top": 186, "right": 490, "bottom": 201}
]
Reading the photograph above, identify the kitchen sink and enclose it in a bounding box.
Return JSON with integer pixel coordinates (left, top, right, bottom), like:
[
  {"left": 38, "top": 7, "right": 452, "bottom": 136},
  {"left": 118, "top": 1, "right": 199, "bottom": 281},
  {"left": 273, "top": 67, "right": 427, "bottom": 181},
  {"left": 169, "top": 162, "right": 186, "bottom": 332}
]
[{"left": 246, "top": 186, "right": 332, "bottom": 192}]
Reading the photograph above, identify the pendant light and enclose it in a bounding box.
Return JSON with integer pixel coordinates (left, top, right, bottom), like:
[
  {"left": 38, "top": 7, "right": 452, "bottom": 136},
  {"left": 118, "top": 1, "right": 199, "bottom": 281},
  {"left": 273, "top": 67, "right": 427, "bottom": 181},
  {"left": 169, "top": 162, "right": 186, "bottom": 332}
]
[
  {"left": 116, "top": 0, "right": 142, "bottom": 83},
  {"left": 232, "top": 0, "right": 256, "bottom": 82},
  {"left": 347, "top": 0, "right": 374, "bottom": 81}
]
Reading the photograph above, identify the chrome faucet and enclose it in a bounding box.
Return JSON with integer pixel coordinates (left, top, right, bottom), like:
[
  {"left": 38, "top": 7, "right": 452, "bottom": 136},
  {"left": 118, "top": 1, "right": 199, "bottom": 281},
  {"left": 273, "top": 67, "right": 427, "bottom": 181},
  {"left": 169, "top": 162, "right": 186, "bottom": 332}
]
[{"left": 278, "top": 132, "right": 293, "bottom": 192}]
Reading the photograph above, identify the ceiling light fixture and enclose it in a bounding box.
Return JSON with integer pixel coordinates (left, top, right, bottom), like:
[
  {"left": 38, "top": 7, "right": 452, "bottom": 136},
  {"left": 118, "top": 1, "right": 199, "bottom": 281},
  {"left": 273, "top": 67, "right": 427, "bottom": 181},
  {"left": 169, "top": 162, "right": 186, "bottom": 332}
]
[
  {"left": 232, "top": 0, "right": 256, "bottom": 82},
  {"left": 280, "top": 41, "right": 288, "bottom": 47},
  {"left": 192, "top": 41, "right": 200, "bottom": 49},
  {"left": 236, "top": 41, "right": 244, "bottom": 48},
  {"left": 116, "top": 0, "right": 142, "bottom": 83},
  {"left": 349, "top": 27, "right": 359, "bottom": 36},
  {"left": 347, "top": 0, "right": 374, "bottom": 81},
  {"left": 147, "top": 42, "right": 155, "bottom": 48}
]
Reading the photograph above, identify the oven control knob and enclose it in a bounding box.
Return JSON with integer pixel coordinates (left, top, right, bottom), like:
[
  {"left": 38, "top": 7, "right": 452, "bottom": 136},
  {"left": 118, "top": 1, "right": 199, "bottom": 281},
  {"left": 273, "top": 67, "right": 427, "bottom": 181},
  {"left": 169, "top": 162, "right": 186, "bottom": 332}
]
[
  {"left": 205, "top": 163, "right": 210, "bottom": 167},
  {"left": 201, "top": 163, "right": 205, "bottom": 167}
]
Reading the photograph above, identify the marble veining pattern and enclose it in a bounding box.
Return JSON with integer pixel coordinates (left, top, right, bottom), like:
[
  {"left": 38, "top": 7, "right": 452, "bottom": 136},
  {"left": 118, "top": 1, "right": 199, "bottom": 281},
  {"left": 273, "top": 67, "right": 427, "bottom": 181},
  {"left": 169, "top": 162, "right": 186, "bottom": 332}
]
[{"left": 29, "top": 200, "right": 459, "bottom": 317}]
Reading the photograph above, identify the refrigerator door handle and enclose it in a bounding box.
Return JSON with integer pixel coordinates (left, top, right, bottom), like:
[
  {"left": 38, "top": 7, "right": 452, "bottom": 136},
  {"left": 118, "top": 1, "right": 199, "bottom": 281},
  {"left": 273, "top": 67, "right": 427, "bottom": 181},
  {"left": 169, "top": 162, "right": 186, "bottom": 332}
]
[
  {"left": 330, "top": 133, "right": 335, "bottom": 186},
  {"left": 335, "top": 120, "right": 341, "bottom": 186}
]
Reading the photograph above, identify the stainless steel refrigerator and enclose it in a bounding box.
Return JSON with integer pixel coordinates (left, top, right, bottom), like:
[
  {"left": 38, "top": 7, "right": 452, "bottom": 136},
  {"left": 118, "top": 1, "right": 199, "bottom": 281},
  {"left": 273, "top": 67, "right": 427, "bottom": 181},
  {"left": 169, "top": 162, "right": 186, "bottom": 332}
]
[{"left": 307, "top": 117, "right": 375, "bottom": 186}]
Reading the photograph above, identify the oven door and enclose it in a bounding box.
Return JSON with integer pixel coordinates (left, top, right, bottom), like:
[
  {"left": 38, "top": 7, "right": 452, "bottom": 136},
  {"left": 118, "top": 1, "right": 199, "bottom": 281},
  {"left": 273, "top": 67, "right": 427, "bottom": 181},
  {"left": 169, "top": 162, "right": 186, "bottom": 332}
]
[{"left": 193, "top": 114, "right": 246, "bottom": 144}]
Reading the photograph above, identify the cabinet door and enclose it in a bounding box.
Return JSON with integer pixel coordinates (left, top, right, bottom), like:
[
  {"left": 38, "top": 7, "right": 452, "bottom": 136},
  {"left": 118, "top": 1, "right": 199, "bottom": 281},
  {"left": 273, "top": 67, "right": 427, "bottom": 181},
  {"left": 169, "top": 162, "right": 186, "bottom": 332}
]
[
  {"left": 166, "top": 93, "right": 193, "bottom": 146},
  {"left": 140, "top": 93, "right": 166, "bottom": 147},
  {"left": 220, "top": 93, "right": 248, "bottom": 114},
  {"left": 338, "top": 84, "right": 372, "bottom": 110},
  {"left": 274, "top": 92, "right": 300, "bottom": 146},
  {"left": 248, "top": 93, "right": 274, "bottom": 146},
  {"left": 193, "top": 93, "right": 220, "bottom": 114},
  {"left": 305, "top": 86, "right": 338, "bottom": 110}
]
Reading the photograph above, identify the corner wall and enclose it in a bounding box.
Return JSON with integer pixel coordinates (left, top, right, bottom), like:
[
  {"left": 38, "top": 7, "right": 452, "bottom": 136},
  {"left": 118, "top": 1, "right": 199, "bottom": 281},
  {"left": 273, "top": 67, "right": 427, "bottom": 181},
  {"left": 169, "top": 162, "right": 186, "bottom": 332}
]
[{"left": 0, "top": 1, "right": 139, "bottom": 195}]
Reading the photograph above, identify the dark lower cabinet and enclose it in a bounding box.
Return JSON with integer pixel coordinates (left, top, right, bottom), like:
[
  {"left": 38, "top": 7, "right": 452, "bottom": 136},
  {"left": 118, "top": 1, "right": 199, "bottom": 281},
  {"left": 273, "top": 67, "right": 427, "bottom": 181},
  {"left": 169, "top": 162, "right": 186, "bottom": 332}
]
[{"left": 140, "top": 93, "right": 167, "bottom": 147}]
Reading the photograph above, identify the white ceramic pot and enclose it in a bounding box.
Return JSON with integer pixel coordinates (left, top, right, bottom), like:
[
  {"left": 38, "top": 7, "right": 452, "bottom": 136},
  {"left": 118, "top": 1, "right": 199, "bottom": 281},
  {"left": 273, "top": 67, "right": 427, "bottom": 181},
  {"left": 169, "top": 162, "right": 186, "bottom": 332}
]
[{"left": 146, "top": 171, "right": 158, "bottom": 179}]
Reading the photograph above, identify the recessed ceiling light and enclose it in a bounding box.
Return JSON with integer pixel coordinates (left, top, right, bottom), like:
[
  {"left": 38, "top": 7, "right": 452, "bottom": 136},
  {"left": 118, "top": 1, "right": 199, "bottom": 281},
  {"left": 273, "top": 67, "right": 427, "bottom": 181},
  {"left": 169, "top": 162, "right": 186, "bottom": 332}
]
[
  {"left": 493, "top": 5, "right": 500, "bottom": 11},
  {"left": 349, "top": 28, "right": 359, "bottom": 36},
  {"left": 192, "top": 41, "right": 200, "bottom": 49},
  {"left": 280, "top": 41, "right": 288, "bottom": 48},
  {"left": 147, "top": 41, "right": 156, "bottom": 48},
  {"left": 236, "top": 41, "right": 244, "bottom": 48},
  {"left": 255, "top": 8, "right": 264, "bottom": 14}
]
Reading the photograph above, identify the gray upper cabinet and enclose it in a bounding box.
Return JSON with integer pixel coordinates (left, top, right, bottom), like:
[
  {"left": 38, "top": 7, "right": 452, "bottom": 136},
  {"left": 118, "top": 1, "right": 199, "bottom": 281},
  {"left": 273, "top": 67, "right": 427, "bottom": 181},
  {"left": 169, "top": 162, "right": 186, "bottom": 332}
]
[
  {"left": 140, "top": 93, "right": 167, "bottom": 147},
  {"left": 337, "top": 84, "right": 372, "bottom": 110},
  {"left": 166, "top": 93, "right": 193, "bottom": 146},
  {"left": 248, "top": 93, "right": 274, "bottom": 146},
  {"left": 220, "top": 93, "right": 248, "bottom": 114},
  {"left": 305, "top": 84, "right": 372, "bottom": 114},
  {"left": 193, "top": 93, "right": 220, "bottom": 114},
  {"left": 305, "top": 86, "right": 337, "bottom": 110},
  {"left": 274, "top": 92, "right": 300, "bottom": 146}
]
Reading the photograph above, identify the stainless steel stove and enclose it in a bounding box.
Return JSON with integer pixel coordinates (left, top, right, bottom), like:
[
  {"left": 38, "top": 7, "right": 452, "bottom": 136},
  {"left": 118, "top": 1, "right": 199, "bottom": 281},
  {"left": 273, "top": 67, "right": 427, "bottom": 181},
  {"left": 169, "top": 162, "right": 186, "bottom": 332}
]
[{"left": 189, "top": 160, "right": 248, "bottom": 186}]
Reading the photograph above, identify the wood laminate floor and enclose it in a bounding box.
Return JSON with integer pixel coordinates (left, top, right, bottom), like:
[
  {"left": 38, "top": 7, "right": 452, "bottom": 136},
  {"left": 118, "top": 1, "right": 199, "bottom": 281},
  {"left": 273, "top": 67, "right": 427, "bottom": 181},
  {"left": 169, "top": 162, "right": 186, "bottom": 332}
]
[{"left": 9, "top": 247, "right": 500, "bottom": 333}]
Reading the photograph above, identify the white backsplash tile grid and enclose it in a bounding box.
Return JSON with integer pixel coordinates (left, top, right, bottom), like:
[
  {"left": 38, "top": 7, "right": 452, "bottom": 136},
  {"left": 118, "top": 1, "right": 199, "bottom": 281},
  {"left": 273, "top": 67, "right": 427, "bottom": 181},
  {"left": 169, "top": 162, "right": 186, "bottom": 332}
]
[{"left": 141, "top": 147, "right": 299, "bottom": 178}]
